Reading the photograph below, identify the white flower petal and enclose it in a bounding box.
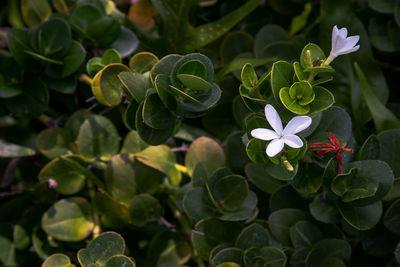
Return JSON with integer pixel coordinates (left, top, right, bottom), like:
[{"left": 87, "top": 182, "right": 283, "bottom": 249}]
[
  {"left": 343, "top": 35, "right": 360, "bottom": 50},
  {"left": 331, "top": 25, "right": 339, "bottom": 50},
  {"left": 338, "top": 27, "right": 348, "bottom": 39},
  {"left": 283, "top": 134, "right": 303, "bottom": 148},
  {"left": 266, "top": 139, "right": 284, "bottom": 157},
  {"left": 264, "top": 104, "right": 283, "bottom": 135},
  {"left": 343, "top": 44, "right": 360, "bottom": 54},
  {"left": 282, "top": 116, "right": 312, "bottom": 135},
  {"left": 251, "top": 128, "right": 279, "bottom": 141}
]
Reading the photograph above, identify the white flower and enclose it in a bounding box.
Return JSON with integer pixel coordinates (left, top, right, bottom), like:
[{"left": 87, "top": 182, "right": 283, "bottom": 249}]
[
  {"left": 324, "top": 25, "right": 360, "bottom": 65},
  {"left": 251, "top": 104, "right": 312, "bottom": 157}
]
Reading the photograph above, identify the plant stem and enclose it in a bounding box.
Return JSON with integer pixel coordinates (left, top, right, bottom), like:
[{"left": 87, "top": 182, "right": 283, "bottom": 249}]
[
  {"left": 79, "top": 74, "right": 93, "bottom": 85},
  {"left": 175, "top": 163, "right": 190, "bottom": 176}
]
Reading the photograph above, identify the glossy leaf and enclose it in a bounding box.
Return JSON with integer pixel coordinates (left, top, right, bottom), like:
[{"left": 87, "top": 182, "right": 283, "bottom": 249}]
[
  {"left": 269, "top": 209, "right": 311, "bottom": 246},
  {"left": 0, "top": 140, "right": 35, "bottom": 158},
  {"left": 338, "top": 201, "right": 382, "bottom": 230},
  {"left": 36, "top": 127, "right": 69, "bottom": 159},
  {"left": 212, "top": 175, "right": 248, "bottom": 211},
  {"left": 129, "top": 194, "right": 162, "bottom": 226},
  {"left": 41, "top": 197, "right": 94, "bottom": 242},
  {"left": 38, "top": 157, "right": 86, "bottom": 195},
  {"left": 185, "top": 137, "right": 226, "bottom": 177},
  {"left": 42, "top": 253, "right": 74, "bottom": 267},
  {"left": 92, "top": 64, "right": 130, "bottom": 106},
  {"left": 77, "top": 115, "right": 119, "bottom": 162}
]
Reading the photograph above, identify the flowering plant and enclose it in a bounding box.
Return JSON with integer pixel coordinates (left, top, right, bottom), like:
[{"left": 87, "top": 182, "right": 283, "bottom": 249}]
[{"left": 1, "top": 0, "right": 400, "bottom": 266}]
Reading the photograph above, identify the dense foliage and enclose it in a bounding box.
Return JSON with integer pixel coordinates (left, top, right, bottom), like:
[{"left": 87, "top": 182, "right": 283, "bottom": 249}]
[{"left": 1, "top": 0, "right": 400, "bottom": 266}]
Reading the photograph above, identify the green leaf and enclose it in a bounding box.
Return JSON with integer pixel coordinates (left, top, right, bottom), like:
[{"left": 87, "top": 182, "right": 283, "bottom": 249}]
[
  {"left": 279, "top": 87, "right": 310, "bottom": 115},
  {"left": 215, "top": 57, "right": 275, "bottom": 83},
  {"left": 269, "top": 209, "right": 311, "bottom": 246},
  {"left": 76, "top": 115, "right": 120, "bottom": 162},
  {"left": 254, "top": 25, "right": 290, "bottom": 58},
  {"left": 44, "top": 75, "right": 77, "bottom": 94},
  {"left": 135, "top": 145, "right": 181, "bottom": 186},
  {"left": 356, "top": 134, "right": 380, "bottom": 161},
  {"left": 120, "top": 130, "right": 148, "bottom": 154},
  {"left": 265, "top": 160, "right": 299, "bottom": 181},
  {"left": 105, "top": 255, "right": 136, "bottom": 267},
  {"left": 211, "top": 248, "right": 243, "bottom": 266},
  {"left": 184, "top": 136, "right": 226, "bottom": 177},
  {"left": 142, "top": 92, "right": 175, "bottom": 130},
  {"left": 105, "top": 154, "right": 137, "bottom": 204},
  {"left": 271, "top": 60, "right": 294, "bottom": 101},
  {"left": 69, "top": 4, "right": 103, "bottom": 34},
  {"left": 305, "top": 239, "right": 351, "bottom": 267},
  {"left": 36, "top": 127, "right": 69, "bottom": 159},
  {"left": 338, "top": 201, "right": 382, "bottom": 230},
  {"left": 0, "top": 236, "right": 16, "bottom": 266},
  {"left": 92, "top": 63, "right": 130, "bottom": 106},
  {"left": 377, "top": 130, "right": 400, "bottom": 178},
  {"left": 212, "top": 175, "right": 248, "bottom": 211},
  {"left": 42, "top": 253, "right": 74, "bottom": 267},
  {"left": 41, "top": 197, "right": 94, "bottom": 242},
  {"left": 368, "top": 0, "right": 395, "bottom": 14},
  {"left": 236, "top": 223, "right": 270, "bottom": 249},
  {"left": 300, "top": 43, "right": 326, "bottom": 69},
  {"left": 129, "top": 194, "right": 162, "bottom": 226},
  {"left": 309, "top": 194, "right": 340, "bottom": 224},
  {"left": 81, "top": 232, "right": 126, "bottom": 265},
  {"left": 0, "top": 77, "right": 22, "bottom": 98},
  {"left": 339, "top": 160, "right": 394, "bottom": 205},
  {"left": 241, "top": 63, "right": 258, "bottom": 90},
  {"left": 65, "top": 109, "right": 94, "bottom": 143},
  {"left": 219, "top": 197, "right": 257, "bottom": 219},
  {"left": 6, "top": 80, "right": 49, "bottom": 118},
  {"left": 177, "top": 60, "right": 207, "bottom": 79},
  {"left": 21, "top": 0, "right": 52, "bottom": 27},
  {"left": 30, "top": 18, "right": 71, "bottom": 59},
  {"left": 270, "top": 185, "right": 308, "bottom": 212},
  {"left": 245, "top": 163, "right": 284, "bottom": 194},
  {"left": 220, "top": 31, "right": 254, "bottom": 64},
  {"left": 307, "top": 86, "right": 335, "bottom": 114},
  {"left": 129, "top": 52, "right": 159, "bottom": 74},
  {"left": 38, "top": 157, "right": 86, "bottom": 195},
  {"left": 354, "top": 63, "right": 400, "bottom": 132},
  {"left": 13, "top": 224, "right": 30, "bottom": 250},
  {"left": 135, "top": 101, "right": 175, "bottom": 145},
  {"left": 92, "top": 191, "right": 130, "bottom": 227},
  {"left": 244, "top": 247, "right": 287, "bottom": 267},
  {"left": 246, "top": 138, "right": 269, "bottom": 165},
  {"left": 290, "top": 162, "right": 324, "bottom": 195},
  {"left": 183, "top": 187, "right": 218, "bottom": 220},
  {"left": 7, "top": 28, "right": 37, "bottom": 67},
  {"left": 290, "top": 221, "right": 323, "bottom": 248},
  {"left": 119, "top": 71, "right": 148, "bottom": 103},
  {"left": 177, "top": 74, "right": 212, "bottom": 91},
  {"left": 110, "top": 26, "right": 138, "bottom": 58},
  {"left": 150, "top": 55, "right": 182, "bottom": 82},
  {"left": 384, "top": 199, "right": 400, "bottom": 235},
  {"left": 310, "top": 106, "right": 352, "bottom": 143},
  {"left": 196, "top": 218, "right": 242, "bottom": 245},
  {"left": 331, "top": 168, "right": 379, "bottom": 202},
  {"left": 180, "top": 0, "right": 261, "bottom": 52},
  {"left": 0, "top": 139, "right": 35, "bottom": 158},
  {"left": 123, "top": 101, "right": 138, "bottom": 132}
]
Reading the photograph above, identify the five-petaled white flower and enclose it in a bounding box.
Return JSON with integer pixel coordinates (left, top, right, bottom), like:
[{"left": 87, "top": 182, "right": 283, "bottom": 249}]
[
  {"left": 251, "top": 104, "right": 312, "bottom": 157},
  {"left": 324, "top": 25, "right": 360, "bottom": 66}
]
